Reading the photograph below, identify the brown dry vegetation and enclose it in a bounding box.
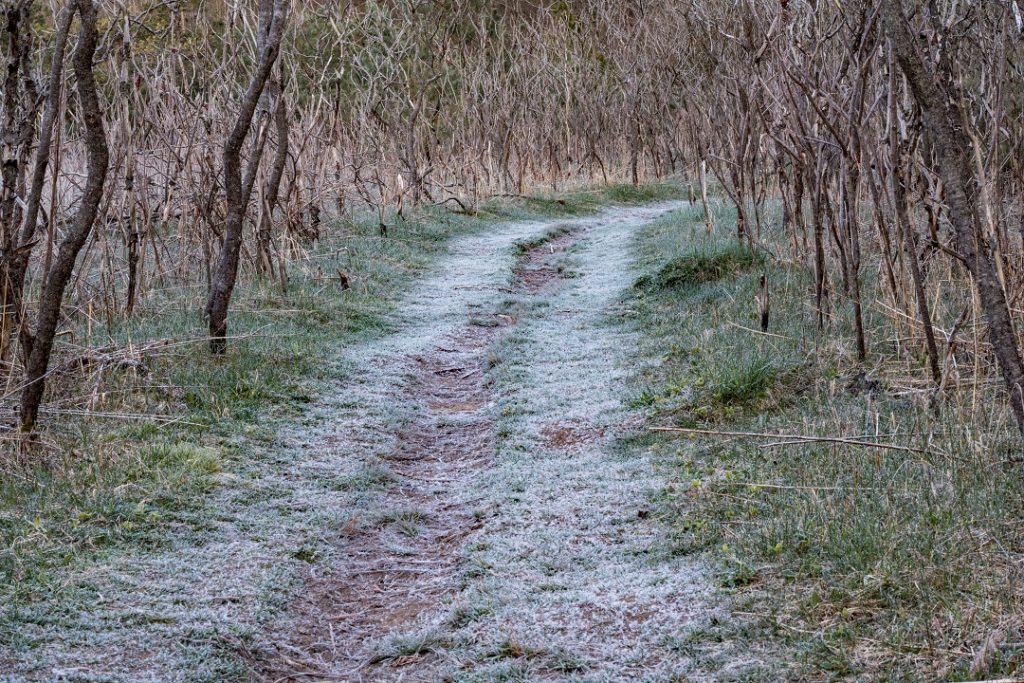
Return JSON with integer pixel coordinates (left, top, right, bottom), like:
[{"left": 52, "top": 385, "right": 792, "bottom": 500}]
[
  {"left": 0, "top": 0, "right": 692, "bottom": 434},
  {"left": 3, "top": 0, "right": 1024, "bottom": 678},
  {"left": 4, "top": 1, "right": 1020, "bottom": 438}
]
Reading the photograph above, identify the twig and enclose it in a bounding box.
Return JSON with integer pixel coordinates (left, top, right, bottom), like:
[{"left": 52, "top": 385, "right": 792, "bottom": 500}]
[
  {"left": 725, "top": 320, "right": 795, "bottom": 340},
  {"left": 36, "top": 407, "right": 203, "bottom": 426},
  {"left": 718, "top": 481, "right": 880, "bottom": 492},
  {"left": 650, "top": 426, "right": 936, "bottom": 456}
]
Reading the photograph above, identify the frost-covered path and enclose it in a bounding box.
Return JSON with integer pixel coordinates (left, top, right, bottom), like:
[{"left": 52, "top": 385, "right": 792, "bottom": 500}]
[
  {"left": 0, "top": 202, "right": 705, "bottom": 683},
  {"left": 443, "top": 206, "right": 710, "bottom": 681},
  {"left": 261, "top": 201, "right": 708, "bottom": 682}
]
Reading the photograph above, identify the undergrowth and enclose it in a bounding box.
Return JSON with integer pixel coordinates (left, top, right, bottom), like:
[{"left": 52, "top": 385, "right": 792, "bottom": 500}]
[{"left": 626, "top": 201, "right": 1024, "bottom": 681}]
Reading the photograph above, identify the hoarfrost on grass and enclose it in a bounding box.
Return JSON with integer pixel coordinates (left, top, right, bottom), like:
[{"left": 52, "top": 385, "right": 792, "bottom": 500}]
[
  {"left": 441, "top": 203, "right": 712, "bottom": 680},
  {"left": 1, "top": 202, "right": 713, "bottom": 682}
]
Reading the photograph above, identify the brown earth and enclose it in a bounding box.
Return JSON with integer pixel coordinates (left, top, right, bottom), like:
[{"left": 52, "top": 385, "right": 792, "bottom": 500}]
[{"left": 251, "top": 228, "right": 585, "bottom": 682}]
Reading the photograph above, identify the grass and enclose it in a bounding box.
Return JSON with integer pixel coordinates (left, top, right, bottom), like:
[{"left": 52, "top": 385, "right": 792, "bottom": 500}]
[
  {"left": 626, "top": 200, "right": 1024, "bottom": 680},
  {"left": 332, "top": 461, "right": 397, "bottom": 492},
  {"left": 513, "top": 225, "right": 573, "bottom": 255},
  {"left": 0, "top": 180, "right": 686, "bottom": 677},
  {"left": 371, "top": 629, "right": 449, "bottom": 664},
  {"left": 637, "top": 241, "right": 763, "bottom": 289}
]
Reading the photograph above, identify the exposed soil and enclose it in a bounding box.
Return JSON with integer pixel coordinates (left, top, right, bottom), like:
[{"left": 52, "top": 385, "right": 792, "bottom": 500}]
[
  {"left": 252, "top": 335, "right": 497, "bottom": 680},
  {"left": 253, "top": 225, "right": 588, "bottom": 682}
]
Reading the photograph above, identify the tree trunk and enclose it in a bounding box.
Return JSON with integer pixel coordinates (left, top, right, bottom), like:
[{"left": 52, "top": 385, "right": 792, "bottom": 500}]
[
  {"left": 205, "top": 0, "right": 287, "bottom": 354},
  {"left": 811, "top": 157, "right": 830, "bottom": 329},
  {"left": 882, "top": 3, "right": 1024, "bottom": 436},
  {"left": 257, "top": 84, "right": 288, "bottom": 278},
  {"left": 886, "top": 51, "right": 941, "bottom": 386},
  {"left": 20, "top": 0, "right": 108, "bottom": 431},
  {"left": 6, "top": 3, "right": 74, "bottom": 368}
]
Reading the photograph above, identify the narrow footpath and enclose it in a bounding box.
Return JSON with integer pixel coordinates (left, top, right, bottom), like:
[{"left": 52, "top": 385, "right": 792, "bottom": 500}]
[{"left": 259, "top": 202, "right": 710, "bottom": 682}]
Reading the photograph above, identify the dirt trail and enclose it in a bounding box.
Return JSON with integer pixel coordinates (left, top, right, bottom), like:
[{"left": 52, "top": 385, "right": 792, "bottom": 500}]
[
  {"left": 0, "top": 202, "right": 703, "bottom": 683},
  {"left": 257, "top": 309, "right": 506, "bottom": 680},
  {"left": 257, "top": 201, "right": 708, "bottom": 682}
]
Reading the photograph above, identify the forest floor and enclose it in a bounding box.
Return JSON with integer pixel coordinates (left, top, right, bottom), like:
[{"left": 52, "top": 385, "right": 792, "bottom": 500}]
[{"left": 2, "top": 192, "right": 738, "bottom": 682}]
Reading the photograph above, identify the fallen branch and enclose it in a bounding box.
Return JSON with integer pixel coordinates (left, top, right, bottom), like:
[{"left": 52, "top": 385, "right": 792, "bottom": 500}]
[
  {"left": 36, "top": 407, "right": 203, "bottom": 427},
  {"left": 717, "top": 481, "right": 880, "bottom": 492},
  {"left": 55, "top": 350, "right": 148, "bottom": 377},
  {"left": 649, "top": 426, "right": 936, "bottom": 456},
  {"left": 725, "top": 320, "right": 795, "bottom": 341}
]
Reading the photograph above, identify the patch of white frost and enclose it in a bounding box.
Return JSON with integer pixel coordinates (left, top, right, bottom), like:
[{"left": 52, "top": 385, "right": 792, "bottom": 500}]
[{"left": 1, "top": 205, "right": 695, "bottom": 682}]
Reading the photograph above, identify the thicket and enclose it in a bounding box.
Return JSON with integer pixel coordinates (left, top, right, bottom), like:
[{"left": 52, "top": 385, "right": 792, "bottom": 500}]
[
  {"left": 3, "top": 0, "right": 1024, "bottom": 454},
  {"left": 679, "top": 1, "right": 1024, "bottom": 442},
  {"left": 0, "top": 0, "right": 688, "bottom": 435}
]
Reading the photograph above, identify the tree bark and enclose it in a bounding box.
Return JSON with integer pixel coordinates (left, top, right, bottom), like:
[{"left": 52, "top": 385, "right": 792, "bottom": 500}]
[
  {"left": 20, "top": 0, "right": 108, "bottom": 431},
  {"left": 882, "top": 2, "right": 1024, "bottom": 435}
]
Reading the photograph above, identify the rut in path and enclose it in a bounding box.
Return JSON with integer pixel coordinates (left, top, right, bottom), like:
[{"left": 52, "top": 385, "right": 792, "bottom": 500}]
[
  {"left": 257, "top": 320, "right": 505, "bottom": 679},
  {"left": 256, "top": 202, "right": 711, "bottom": 682}
]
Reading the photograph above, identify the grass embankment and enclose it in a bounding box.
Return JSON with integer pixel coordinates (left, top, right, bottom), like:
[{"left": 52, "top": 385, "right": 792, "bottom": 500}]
[
  {"left": 0, "top": 183, "right": 683, "bottom": 656},
  {"left": 627, "top": 202, "right": 1024, "bottom": 680}
]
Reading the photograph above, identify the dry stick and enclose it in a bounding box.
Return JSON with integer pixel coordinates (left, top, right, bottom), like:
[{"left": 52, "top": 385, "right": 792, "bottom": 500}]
[
  {"left": 649, "top": 427, "right": 937, "bottom": 457},
  {"left": 0, "top": 328, "right": 288, "bottom": 405},
  {"left": 719, "top": 482, "right": 880, "bottom": 492},
  {"left": 33, "top": 407, "right": 203, "bottom": 427},
  {"left": 725, "top": 320, "right": 794, "bottom": 341}
]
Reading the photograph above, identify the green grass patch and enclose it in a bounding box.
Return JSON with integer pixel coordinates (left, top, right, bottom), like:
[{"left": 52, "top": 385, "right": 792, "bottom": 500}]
[
  {"left": 709, "top": 354, "right": 777, "bottom": 407},
  {"left": 642, "top": 241, "right": 763, "bottom": 290}
]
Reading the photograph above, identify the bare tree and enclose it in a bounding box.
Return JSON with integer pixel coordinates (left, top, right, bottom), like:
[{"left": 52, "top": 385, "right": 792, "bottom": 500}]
[
  {"left": 20, "top": 0, "right": 108, "bottom": 431},
  {"left": 4, "top": 2, "right": 74, "bottom": 367},
  {"left": 881, "top": 1, "right": 1024, "bottom": 435},
  {"left": 205, "top": 0, "right": 287, "bottom": 354}
]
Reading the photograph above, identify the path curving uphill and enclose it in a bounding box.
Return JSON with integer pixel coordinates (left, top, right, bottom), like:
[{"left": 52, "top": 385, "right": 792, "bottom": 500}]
[{"left": 259, "top": 201, "right": 710, "bottom": 682}]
